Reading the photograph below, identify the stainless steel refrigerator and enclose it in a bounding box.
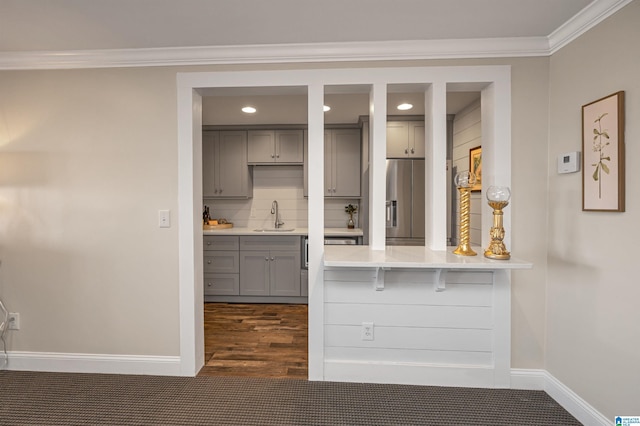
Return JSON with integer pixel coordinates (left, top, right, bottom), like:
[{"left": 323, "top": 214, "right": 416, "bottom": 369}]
[{"left": 385, "top": 159, "right": 425, "bottom": 246}]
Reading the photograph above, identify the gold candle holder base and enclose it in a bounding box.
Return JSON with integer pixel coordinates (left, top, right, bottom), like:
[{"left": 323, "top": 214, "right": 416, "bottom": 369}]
[
  {"left": 484, "top": 199, "right": 510, "bottom": 260},
  {"left": 454, "top": 243, "right": 477, "bottom": 257}
]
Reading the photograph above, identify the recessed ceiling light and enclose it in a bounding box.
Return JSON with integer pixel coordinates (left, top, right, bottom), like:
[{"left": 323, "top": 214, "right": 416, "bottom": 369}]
[
  {"left": 323, "top": 105, "right": 331, "bottom": 112},
  {"left": 241, "top": 106, "right": 257, "bottom": 113},
  {"left": 397, "top": 103, "right": 413, "bottom": 111}
]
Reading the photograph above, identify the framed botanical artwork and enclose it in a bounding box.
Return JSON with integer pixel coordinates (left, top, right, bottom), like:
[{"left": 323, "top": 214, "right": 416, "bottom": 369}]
[
  {"left": 582, "top": 91, "right": 625, "bottom": 212},
  {"left": 469, "top": 146, "right": 482, "bottom": 192}
]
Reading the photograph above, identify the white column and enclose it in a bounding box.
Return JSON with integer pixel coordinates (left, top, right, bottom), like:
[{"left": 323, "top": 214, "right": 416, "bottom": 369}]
[
  {"left": 307, "top": 84, "right": 325, "bottom": 380},
  {"left": 425, "top": 83, "right": 448, "bottom": 250},
  {"left": 368, "top": 84, "right": 387, "bottom": 250},
  {"left": 177, "top": 86, "right": 203, "bottom": 376}
]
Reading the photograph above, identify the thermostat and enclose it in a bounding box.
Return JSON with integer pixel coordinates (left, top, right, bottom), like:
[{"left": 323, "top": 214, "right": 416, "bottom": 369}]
[{"left": 557, "top": 151, "right": 580, "bottom": 174}]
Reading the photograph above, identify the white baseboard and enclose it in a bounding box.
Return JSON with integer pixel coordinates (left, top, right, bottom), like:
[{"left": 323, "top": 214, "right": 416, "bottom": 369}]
[
  {"left": 6, "top": 351, "right": 182, "bottom": 376},
  {"left": 511, "top": 369, "right": 609, "bottom": 426}
]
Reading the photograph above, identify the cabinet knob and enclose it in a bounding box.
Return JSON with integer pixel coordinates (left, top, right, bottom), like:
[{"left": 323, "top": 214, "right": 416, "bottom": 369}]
[
  {"left": 214, "top": 189, "right": 218, "bottom": 194},
  {"left": 270, "top": 257, "right": 275, "bottom": 261},
  {"left": 276, "top": 155, "right": 280, "bottom": 158},
  {"left": 219, "top": 189, "right": 222, "bottom": 194},
  {"left": 405, "top": 148, "right": 408, "bottom": 154},
  {"left": 411, "top": 148, "right": 415, "bottom": 154},
  {"left": 271, "top": 154, "right": 275, "bottom": 158},
  {"left": 265, "top": 257, "right": 269, "bottom": 261},
  {"left": 207, "top": 260, "right": 211, "bottom": 264},
  {"left": 207, "top": 282, "right": 212, "bottom": 287}
]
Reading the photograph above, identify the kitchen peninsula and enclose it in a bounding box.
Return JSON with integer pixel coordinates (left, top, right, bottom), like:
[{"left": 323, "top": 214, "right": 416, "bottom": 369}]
[{"left": 321, "top": 244, "right": 532, "bottom": 388}]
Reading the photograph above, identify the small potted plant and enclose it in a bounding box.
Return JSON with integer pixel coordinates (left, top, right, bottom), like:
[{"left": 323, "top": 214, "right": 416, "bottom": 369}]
[{"left": 344, "top": 204, "right": 358, "bottom": 229}]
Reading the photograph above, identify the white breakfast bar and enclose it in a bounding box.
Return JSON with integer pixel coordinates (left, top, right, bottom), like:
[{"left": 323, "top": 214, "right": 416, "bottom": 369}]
[{"left": 320, "top": 245, "right": 532, "bottom": 388}]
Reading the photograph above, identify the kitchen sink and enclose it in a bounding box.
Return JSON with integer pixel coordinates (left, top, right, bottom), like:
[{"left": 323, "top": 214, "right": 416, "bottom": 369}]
[{"left": 253, "top": 228, "right": 296, "bottom": 232}]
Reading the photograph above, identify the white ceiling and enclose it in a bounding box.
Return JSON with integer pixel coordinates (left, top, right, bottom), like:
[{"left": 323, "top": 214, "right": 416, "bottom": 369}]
[
  {"left": 1, "top": 0, "right": 593, "bottom": 52},
  {"left": 0, "top": 0, "right": 631, "bottom": 70}
]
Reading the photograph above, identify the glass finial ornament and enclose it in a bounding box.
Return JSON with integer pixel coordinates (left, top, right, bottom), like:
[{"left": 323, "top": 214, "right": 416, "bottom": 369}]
[
  {"left": 453, "top": 171, "right": 477, "bottom": 256},
  {"left": 484, "top": 186, "right": 511, "bottom": 260}
]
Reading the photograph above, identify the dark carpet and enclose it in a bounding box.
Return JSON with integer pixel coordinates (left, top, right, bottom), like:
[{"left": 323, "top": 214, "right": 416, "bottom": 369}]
[{"left": 0, "top": 370, "right": 581, "bottom": 425}]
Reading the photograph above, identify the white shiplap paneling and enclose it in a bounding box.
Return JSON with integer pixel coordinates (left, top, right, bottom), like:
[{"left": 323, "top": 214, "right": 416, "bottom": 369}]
[{"left": 452, "top": 99, "right": 482, "bottom": 246}]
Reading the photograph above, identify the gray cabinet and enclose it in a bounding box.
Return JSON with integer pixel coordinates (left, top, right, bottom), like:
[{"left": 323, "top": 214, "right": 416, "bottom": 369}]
[
  {"left": 304, "top": 128, "right": 361, "bottom": 197},
  {"left": 325, "top": 128, "right": 361, "bottom": 197},
  {"left": 203, "top": 236, "right": 240, "bottom": 296},
  {"left": 203, "top": 131, "right": 252, "bottom": 198},
  {"left": 387, "top": 121, "right": 425, "bottom": 158},
  {"left": 239, "top": 236, "right": 301, "bottom": 297},
  {"left": 247, "top": 130, "right": 303, "bottom": 164}
]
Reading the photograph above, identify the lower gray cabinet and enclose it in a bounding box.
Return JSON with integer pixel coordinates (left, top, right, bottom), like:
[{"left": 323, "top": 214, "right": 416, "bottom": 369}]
[
  {"left": 204, "top": 235, "right": 240, "bottom": 296},
  {"left": 239, "top": 236, "right": 301, "bottom": 297}
]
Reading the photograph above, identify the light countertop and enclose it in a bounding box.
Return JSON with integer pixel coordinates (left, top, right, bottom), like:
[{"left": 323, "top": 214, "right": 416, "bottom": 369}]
[
  {"left": 203, "top": 227, "right": 363, "bottom": 237},
  {"left": 323, "top": 245, "right": 533, "bottom": 270}
]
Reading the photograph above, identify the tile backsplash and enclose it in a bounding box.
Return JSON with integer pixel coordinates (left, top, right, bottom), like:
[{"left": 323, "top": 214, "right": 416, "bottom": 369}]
[{"left": 204, "top": 166, "right": 359, "bottom": 229}]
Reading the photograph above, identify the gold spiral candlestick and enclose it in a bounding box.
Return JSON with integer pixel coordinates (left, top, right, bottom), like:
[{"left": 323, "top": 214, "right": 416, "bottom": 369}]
[
  {"left": 453, "top": 172, "right": 477, "bottom": 256},
  {"left": 484, "top": 186, "right": 511, "bottom": 260}
]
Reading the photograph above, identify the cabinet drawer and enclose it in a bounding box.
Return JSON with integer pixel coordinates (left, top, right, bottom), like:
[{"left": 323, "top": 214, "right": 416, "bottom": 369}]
[
  {"left": 240, "top": 236, "right": 300, "bottom": 251},
  {"left": 204, "top": 252, "right": 239, "bottom": 273},
  {"left": 204, "top": 273, "right": 239, "bottom": 296},
  {"left": 204, "top": 235, "right": 239, "bottom": 251}
]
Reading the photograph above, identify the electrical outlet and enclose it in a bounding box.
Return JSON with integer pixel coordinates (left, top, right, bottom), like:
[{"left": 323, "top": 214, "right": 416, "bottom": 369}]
[
  {"left": 8, "top": 313, "right": 20, "bottom": 330},
  {"left": 361, "top": 322, "right": 374, "bottom": 341}
]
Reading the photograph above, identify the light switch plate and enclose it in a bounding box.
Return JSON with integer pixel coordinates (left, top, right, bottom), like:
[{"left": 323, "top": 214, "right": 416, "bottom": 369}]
[{"left": 158, "top": 210, "right": 171, "bottom": 228}]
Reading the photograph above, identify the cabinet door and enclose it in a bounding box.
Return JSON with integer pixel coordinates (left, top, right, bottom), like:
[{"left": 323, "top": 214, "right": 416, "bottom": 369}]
[
  {"left": 217, "top": 131, "right": 252, "bottom": 197},
  {"left": 204, "top": 273, "right": 239, "bottom": 296},
  {"left": 332, "top": 129, "right": 361, "bottom": 197},
  {"left": 303, "top": 130, "right": 308, "bottom": 197},
  {"left": 270, "top": 250, "right": 301, "bottom": 297},
  {"left": 247, "top": 130, "right": 275, "bottom": 163},
  {"left": 324, "top": 130, "right": 333, "bottom": 196},
  {"left": 386, "top": 121, "right": 409, "bottom": 158},
  {"left": 240, "top": 250, "right": 270, "bottom": 296},
  {"left": 408, "top": 121, "right": 425, "bottom": 158},
  {"left": 275, "top": 130, "right": 303, "bottom": 163},
  {"left": 202, "top": 132, "right": 219, "bottom": 197}
]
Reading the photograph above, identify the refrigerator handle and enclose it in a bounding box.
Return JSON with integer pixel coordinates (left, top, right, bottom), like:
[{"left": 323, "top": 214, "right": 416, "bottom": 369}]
[{"left": 385, "top": 200, "right": 397, "bottom": 228}]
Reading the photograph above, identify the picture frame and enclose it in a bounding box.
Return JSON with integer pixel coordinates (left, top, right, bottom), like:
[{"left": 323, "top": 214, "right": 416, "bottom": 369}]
[
  {"left": 582, "top": 91, "right": 625, "bottom": 212},
  {"left": 469, "top": 146, "right": 482, "bottom": 192}
]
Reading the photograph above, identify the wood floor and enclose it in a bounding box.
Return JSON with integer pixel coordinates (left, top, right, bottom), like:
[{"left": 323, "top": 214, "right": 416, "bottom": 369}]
[{"left": 199, "top": 303, "right": 308, "bottom": 379}]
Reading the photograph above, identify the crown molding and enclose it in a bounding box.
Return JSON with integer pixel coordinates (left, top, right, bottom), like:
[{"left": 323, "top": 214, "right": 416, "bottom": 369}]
[
  {"left": 0, "top": 0, "right": 630, "bottom": 71},
  {"left": 0, "top": 38, "right": 550, "bottom": 71},
  {"left": 548, "top": 0, "right": 633, "bottom": 54}
]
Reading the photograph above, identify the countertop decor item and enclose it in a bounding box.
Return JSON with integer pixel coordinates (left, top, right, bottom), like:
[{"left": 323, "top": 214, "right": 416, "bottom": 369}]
[
  {"left": 453, "top": 171, "right": 477, "bottom": 256},
  {"left": 582, "top": 91, "right": 625, "bottom": 212},
  {"left": 345, "top": 204, "right": 358, "bottom": 229},
  {"left": 484, "top": 186, "right": 511, "bottom": 260}
]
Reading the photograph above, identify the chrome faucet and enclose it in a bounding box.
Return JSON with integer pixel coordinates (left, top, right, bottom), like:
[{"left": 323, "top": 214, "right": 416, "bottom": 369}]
[{"left": 271, "top": 200, "right": 285, "bottom": 229}]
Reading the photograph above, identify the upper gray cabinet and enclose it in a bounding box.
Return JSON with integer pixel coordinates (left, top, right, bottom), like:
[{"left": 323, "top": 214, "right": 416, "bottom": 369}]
[
  {"left": 203, "top": 131, "right": 253, "bottom": 198},
  {"left": 247, "top": 130, "right": 304, "bottom": 164},
  {"left": 386, "top": 121, "right": 425, "bottom": 158},
  {"left": 325, "top": 128, "right": 361, "bottom": 198},
  {"left": 304, "top": 127, "right": 361, "bottom": 198}
]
